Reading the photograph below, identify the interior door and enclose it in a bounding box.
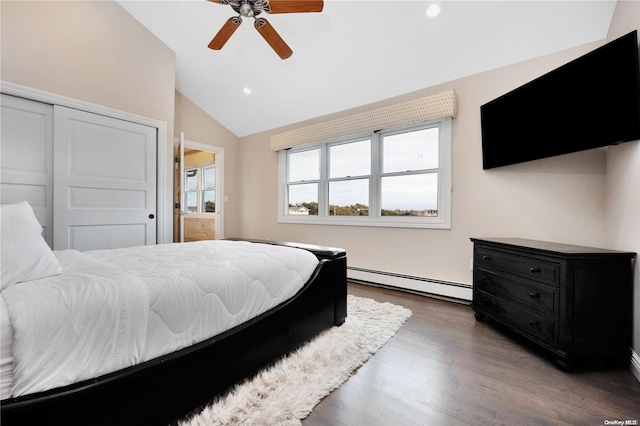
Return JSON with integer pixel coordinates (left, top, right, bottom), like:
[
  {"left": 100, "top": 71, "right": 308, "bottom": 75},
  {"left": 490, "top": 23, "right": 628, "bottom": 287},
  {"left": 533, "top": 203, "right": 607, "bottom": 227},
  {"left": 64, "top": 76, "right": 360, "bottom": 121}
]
[
  {"left": 179, "top": 132, "right": 185, "bottom": 242},
  {"left": 53, "top": 106, "right": 157, "bottom": 250},
  {"left": 0, "top": 94, "right": 54, "bottom": 247},
  {"left": 177, "top": 137, "right": 224, "bottom": 242}
]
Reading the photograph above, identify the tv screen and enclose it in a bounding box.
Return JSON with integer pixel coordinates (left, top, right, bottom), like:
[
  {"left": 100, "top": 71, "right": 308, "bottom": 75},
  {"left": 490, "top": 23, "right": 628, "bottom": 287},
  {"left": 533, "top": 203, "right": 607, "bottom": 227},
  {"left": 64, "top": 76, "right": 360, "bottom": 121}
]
[{"left": 481, "top": 30, "right": 640, "bottom": 170}]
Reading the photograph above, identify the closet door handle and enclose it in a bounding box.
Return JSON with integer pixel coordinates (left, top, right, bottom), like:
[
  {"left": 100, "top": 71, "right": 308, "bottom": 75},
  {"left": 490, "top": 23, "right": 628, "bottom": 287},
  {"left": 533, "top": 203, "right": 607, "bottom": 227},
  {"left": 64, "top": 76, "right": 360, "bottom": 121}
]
[{"left": 149, "top": 214, "right": 155, "bottom": 219}]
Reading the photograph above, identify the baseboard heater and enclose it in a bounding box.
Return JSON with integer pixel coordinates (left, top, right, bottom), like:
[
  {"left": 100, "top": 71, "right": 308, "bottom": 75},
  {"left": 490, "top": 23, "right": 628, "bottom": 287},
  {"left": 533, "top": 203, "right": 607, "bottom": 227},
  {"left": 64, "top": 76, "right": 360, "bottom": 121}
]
[{"left": 347, "top": 266, "right": 472, "bottom": 302}]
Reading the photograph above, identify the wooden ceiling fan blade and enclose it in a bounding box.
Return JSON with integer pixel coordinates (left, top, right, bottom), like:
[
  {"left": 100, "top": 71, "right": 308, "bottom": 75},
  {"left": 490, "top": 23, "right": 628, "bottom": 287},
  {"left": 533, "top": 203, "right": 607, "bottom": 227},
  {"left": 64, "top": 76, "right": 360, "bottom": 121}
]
[
  {"left": 208, "top": 17, "right": 242, "bottom": 50},
  {"left": 265, "top": 0, "right": 323, "bottom": 14},
  {"left": 254, "top": 18, "right": 293, "bottom": 59}
]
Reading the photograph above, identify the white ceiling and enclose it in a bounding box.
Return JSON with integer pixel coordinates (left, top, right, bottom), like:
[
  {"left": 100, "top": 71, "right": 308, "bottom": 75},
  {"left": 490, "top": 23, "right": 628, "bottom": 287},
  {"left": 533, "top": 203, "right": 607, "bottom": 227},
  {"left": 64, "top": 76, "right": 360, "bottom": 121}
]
[{"left": 117, "top": 0, "right": 617, "bottom": 137}]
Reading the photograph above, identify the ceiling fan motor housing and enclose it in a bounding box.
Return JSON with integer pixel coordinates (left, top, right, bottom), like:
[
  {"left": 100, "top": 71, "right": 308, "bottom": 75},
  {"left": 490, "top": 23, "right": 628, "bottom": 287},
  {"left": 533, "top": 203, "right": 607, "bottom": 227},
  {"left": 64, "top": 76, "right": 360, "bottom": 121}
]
[{"left": 231, "top": 1, "right": 266, "bottom": 18}]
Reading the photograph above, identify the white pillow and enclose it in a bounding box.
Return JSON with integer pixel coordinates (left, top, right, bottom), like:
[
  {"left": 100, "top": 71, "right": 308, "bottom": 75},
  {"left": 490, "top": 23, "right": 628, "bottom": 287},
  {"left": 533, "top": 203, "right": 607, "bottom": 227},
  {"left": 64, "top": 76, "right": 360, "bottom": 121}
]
[{"left": 1, "top": 201, "right": 64, "bottom": 290}]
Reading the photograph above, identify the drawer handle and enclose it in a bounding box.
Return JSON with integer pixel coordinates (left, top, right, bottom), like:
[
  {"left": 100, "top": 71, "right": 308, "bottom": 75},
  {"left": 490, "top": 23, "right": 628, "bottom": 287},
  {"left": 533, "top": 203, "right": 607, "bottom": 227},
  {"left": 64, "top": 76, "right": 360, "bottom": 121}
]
[
  {"left": 482, "top": 298, "right": 491, "bottom": 304},
  {"left": 530, "top": 267, "right": 541, "bottom": 273},
  {"left": 482, "top": 255, "right": 492, "bottom": 261},
  {"left": 482, "top": 275, "right": 491, "bottom": 281},
  {"left": 528, "top": 292, "right": 541, "bottom": 299},
  {"left": 529, "top": 320, "right": 540, "bottom": 326}
]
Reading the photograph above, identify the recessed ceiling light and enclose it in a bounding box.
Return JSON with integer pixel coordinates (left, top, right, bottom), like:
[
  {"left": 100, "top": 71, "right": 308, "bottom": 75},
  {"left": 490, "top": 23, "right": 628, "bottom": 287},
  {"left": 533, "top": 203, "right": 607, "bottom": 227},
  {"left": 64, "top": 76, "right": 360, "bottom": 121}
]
[
  {"left": 243, "top": 87, "right": 252, "bottom": 95},
  {"left": 426, "top": 3, "right": 441, "bottom": 18}
]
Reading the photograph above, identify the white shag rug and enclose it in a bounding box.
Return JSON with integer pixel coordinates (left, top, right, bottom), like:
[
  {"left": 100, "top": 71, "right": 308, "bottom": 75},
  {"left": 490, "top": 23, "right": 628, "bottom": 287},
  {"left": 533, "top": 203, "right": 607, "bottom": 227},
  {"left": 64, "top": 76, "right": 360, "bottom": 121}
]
[{"left": 179, "top": 295, "right": 412, "bottom": 426}]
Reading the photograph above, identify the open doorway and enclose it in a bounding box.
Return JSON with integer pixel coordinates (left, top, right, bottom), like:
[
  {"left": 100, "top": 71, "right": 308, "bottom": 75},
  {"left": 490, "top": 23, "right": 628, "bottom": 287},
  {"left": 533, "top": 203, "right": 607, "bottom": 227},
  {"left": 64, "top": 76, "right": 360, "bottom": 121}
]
[{"left": 174, "top": 135, "right": 225, "bottom": 242}]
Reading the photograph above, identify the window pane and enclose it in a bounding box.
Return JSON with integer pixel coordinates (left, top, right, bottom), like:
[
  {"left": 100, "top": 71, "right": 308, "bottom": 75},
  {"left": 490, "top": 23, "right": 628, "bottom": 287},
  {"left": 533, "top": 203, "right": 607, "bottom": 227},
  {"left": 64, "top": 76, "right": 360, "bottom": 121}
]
[
  {"left": 186, "top": 191, "right": 197, "bottom": 212},
  {"left": 329, "top": 179, "right": 369, "bottom": 216},
  {"left": 383, "top": 128, "right": 439, "bottom": 173},
  {"left": 329, "top": 139, "right": 370, "bottom": 178},
  {"left": 288, "top": 183, "right": 318, "bottom": 215},
  {"left": 202, "top": 190, "right": 215, "bottom": 212},
  {"left": 381, "top": 174, "right": 438, "bottom": 216},
  {"left": 203, "top": 167, "right": 215, "bottom": 190},
  {"left": 289, "top": 149, "right": 320, "bottom": 182},
  {"left": 186, "top": 169, "right": 198, "bottom": 191}
]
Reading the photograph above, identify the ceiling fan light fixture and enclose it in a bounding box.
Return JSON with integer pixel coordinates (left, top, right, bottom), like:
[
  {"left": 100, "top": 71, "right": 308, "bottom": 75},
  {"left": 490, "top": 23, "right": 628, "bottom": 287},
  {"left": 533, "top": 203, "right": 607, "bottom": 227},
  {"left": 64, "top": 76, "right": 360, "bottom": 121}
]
[{"left": 239, "top": 2, "right": 254, "bottom": 17}]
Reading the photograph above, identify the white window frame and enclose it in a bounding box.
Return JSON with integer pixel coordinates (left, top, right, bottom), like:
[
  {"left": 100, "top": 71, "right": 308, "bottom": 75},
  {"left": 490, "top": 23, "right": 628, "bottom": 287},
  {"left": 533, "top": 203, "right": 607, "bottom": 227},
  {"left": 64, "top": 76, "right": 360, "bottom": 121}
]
[
  {"left": 184, "top": 165, "right": 216, "bottom": 214},
  {"left": 201, "top": 165, "right": 216, "bottom": 213},
  {"left": 278, "top": 117, "right": 452, "bottom": 229}
]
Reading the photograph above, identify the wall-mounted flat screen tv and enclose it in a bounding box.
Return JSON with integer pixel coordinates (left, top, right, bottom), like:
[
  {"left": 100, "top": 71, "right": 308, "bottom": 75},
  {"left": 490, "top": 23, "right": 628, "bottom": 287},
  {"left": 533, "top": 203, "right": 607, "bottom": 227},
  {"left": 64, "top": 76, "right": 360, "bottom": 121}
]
[{"left": 481, "top": 30, "right": 640, "bottom": 170}]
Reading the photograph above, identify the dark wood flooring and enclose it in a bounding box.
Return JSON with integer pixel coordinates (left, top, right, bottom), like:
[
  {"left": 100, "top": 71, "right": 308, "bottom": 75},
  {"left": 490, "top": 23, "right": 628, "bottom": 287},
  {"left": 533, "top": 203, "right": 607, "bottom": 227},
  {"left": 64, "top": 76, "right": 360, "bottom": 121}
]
[{"left": 303, "top": 283, "right": 640, "bottom": 426}]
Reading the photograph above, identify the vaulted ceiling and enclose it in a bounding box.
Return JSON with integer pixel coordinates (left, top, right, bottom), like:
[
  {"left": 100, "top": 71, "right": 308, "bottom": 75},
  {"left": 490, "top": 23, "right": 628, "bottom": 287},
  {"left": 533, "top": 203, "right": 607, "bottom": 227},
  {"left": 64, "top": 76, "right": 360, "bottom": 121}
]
[{"left": 117, "top": 0, "right": 617, "bottom": 137}]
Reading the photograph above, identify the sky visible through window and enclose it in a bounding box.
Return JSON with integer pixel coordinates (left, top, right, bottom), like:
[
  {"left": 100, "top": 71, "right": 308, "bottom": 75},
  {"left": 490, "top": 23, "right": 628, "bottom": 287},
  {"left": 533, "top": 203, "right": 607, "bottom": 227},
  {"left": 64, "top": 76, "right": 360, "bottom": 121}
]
[
  {"left": 381, "top": 128, "right": 438, "bottom": 211},
  {"left": 288, "top": 128, "right": 439, "bottom": 212}
]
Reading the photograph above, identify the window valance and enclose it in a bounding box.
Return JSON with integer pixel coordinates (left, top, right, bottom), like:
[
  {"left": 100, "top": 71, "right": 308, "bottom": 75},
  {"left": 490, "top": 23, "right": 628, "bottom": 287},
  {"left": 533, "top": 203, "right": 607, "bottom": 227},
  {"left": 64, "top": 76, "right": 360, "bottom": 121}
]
[{"left": 270, "top": 89, "right": 457, "bottom": 151}]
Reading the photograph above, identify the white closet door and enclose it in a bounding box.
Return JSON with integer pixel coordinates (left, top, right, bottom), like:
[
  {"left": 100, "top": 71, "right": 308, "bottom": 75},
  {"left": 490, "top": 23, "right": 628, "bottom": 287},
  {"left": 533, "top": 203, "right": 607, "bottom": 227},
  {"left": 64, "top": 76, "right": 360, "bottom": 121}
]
[
  {"left": 0, "top": 94, "right": 54, "bottom": 247},
  {"left": 53, "top": 106, "right": 157, "bottom": 250}
]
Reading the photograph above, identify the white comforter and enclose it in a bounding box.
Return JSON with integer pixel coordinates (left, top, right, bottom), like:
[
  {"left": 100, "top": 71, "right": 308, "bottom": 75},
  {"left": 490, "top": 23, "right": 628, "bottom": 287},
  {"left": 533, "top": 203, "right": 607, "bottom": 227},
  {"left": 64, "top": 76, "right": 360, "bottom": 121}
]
[{"left": 1, "top": 240, "right": 319, "bottom": 399}]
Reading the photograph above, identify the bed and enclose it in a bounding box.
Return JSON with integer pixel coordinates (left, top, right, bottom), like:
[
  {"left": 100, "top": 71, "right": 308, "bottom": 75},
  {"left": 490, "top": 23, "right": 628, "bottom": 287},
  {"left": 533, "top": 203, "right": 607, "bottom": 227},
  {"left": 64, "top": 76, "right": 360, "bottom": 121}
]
[{"left": 0, "top": 202, "right": 347, "bottom": 425}]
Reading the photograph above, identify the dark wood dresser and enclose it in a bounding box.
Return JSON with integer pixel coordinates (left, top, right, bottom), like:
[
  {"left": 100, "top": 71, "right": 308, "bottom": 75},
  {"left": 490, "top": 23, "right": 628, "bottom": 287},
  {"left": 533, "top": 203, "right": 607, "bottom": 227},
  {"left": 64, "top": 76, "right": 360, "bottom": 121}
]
[{"left": 471, "top": 238, "right": 636, "bottom": 370}]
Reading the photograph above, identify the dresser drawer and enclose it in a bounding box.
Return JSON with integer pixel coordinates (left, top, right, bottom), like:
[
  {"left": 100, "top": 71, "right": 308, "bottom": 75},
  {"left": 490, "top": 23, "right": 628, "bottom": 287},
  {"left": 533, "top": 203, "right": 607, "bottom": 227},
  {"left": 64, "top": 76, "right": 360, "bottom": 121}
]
[
  {"left": 475, "top": 246, "right": 560, "bottom": 286},
  {"left": 474, "top": 289, "right": 558, "bottom": 346},
  {"left": 475, "top": 268, "right": 558, "bottom": 317}
]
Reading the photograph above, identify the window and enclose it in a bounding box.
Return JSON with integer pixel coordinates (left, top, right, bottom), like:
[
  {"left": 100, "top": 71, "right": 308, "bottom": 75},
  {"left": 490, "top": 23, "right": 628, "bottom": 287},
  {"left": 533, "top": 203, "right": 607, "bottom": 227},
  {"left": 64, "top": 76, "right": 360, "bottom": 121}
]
[
  {"left": 380, "top": 126, "right": 439, "bottom": 217},
  {"left": 202, "top": 166, "right": 216, "bottom": 213},
  {"left": 184, "top": 165, "right": 216, "bottom": 213},
  {"left": 329, "top": 139, "right": 370, "bottom": 216},
  {"left": 279, "top": 117, "right": 452, "bottom": 228}
]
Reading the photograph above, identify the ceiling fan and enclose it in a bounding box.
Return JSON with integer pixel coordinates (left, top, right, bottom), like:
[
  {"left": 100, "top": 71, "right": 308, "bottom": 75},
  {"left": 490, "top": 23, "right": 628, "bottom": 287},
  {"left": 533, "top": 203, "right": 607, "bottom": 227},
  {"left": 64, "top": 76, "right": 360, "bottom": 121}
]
[{"left": 207, "top": 0, "right": 324, "bottom": 59}]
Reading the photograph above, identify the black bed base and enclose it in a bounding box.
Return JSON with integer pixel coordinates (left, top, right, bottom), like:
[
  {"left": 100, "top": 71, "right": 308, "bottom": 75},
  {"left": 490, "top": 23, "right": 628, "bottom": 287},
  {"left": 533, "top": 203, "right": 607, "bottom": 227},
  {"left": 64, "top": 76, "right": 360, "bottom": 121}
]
[{"left": 1, "top": 239, "right": 347, "bottom": 426}]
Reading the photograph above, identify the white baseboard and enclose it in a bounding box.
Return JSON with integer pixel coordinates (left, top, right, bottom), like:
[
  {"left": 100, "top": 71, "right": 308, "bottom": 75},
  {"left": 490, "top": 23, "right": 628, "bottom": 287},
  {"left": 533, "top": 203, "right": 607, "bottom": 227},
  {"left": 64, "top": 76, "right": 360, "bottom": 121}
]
[
  {"left": 631, "top": 349, "right": 640, "bottom": 383},
  {"left": 347, "top": 267, "right": 472, "bottom": 301}
]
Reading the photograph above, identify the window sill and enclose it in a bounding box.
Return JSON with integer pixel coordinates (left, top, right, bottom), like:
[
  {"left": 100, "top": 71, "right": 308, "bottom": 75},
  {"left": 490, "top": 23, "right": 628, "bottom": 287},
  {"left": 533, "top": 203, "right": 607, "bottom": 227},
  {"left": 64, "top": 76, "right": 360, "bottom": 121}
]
[{"left": 277, "top": 215, "right": 451, "bottom": 229}]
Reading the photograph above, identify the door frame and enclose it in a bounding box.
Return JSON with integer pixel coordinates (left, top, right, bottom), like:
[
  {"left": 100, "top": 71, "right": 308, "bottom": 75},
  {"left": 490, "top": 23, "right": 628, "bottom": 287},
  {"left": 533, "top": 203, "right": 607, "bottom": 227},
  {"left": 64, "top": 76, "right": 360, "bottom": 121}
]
[
  {"left": 176, "top": 136, "right": 225, "bottom": 241},
  {"left": 0, "top": 80, "right": 171, "bottom": 244}
]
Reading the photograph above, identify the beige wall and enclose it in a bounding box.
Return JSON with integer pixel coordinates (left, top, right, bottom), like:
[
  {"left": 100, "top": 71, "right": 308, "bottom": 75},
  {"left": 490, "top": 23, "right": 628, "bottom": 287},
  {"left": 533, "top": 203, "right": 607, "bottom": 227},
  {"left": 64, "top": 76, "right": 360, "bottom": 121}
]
[
  {"left": 604, "top": 0, "right": 640, "bottom": 374},
  {"left": 174, "top": 91, "right": 241, "bottom": 238},
  {"left": 1, "top": 1, "right": 174, "bottom": 133},
  {"left": 238, "top": 41, "right": 612, "bottom": 285},
  {"left": 1, "top": 0, "right": 176, "bottom": 242},
  {"left": 239, "top": 0, "right": 639, "bottom": 361}
]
